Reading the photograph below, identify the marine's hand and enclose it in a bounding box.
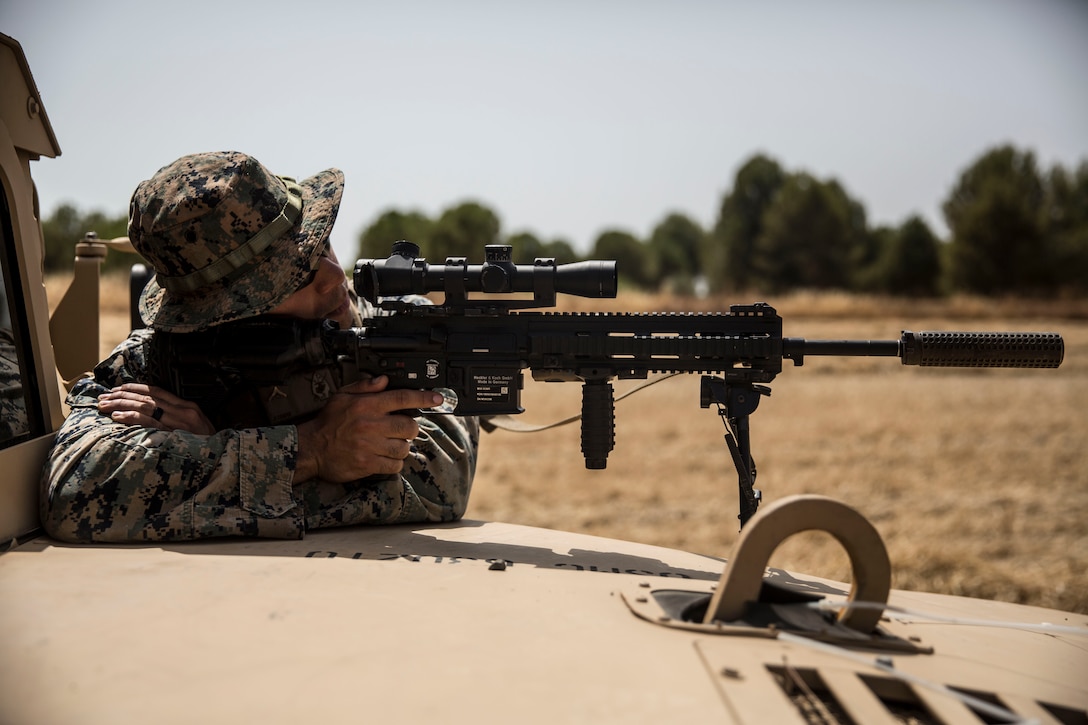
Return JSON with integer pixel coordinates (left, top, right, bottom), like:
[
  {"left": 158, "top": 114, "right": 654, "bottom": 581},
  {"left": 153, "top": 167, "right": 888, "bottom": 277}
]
[
  {"left": 294, "top": 375, "right": 444, "bottom": 484},
  {"left": 97, "top": 383, "right": 216, "bottom": 436}
]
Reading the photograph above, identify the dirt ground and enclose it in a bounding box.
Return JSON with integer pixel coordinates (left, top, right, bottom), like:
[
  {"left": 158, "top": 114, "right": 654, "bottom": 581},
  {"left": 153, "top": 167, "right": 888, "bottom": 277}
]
[{"left": 65, "top": 274, "right": 1088, "bottom": 614}]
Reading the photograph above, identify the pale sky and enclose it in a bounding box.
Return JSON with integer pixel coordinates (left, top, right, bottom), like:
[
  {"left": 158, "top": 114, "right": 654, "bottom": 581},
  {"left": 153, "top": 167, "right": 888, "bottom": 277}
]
[{"left": 4, "top": 0, "right": 1087, "bottom": 264}]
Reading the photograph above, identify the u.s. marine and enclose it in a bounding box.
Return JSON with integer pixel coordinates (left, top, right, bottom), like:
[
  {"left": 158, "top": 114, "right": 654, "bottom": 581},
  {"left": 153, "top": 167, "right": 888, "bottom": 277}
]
[{"left": 41, "top": 151, "right": 479, "bottom": 542}]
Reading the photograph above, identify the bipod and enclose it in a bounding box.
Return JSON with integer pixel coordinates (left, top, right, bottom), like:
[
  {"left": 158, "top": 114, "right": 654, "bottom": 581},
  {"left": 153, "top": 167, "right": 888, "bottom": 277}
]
[{"left": 700, "top": 376, "right": 771, "bottom": 529}]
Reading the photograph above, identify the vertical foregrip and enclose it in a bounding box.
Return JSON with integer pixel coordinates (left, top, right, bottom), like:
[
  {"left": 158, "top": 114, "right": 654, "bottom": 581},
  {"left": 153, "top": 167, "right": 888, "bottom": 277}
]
[{"left": 581, "top": 380, "right": 616, "bottom": 469}]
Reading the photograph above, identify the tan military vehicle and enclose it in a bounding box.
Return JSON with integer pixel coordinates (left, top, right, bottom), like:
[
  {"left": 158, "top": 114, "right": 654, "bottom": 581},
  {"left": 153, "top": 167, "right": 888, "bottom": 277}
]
[{"left": 2, "top": 33, "right": 1085, "bottom": 724}]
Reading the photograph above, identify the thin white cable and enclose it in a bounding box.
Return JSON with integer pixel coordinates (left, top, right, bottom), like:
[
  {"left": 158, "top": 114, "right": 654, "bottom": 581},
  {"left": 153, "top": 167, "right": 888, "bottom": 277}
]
[
  {"left": 484, "top": 373, "right": 683, "bottom": 432},
  {"left": 806, "top": 599, "right": 1088, "bottom": 637}
]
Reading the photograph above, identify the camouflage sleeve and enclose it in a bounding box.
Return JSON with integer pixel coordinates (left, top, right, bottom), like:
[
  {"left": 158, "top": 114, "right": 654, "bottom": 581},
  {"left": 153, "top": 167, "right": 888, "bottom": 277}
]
[
  {"left": 39, "top": 342, "right": 305, "bottom": 541},
  {"left": 40, "top": 309, "right": 481, "bottom": 542}
]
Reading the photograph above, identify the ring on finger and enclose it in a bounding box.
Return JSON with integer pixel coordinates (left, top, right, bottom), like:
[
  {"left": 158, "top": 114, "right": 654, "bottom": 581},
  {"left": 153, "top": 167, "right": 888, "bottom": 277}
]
[{"left": 151, "top": 406, "right": 165, "bottom": 421}]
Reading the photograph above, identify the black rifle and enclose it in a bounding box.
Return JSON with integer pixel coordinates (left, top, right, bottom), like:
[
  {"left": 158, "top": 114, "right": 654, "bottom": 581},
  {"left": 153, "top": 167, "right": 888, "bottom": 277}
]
[{"left": 150, "top": 242, "right": 1065, "bottom": 526}]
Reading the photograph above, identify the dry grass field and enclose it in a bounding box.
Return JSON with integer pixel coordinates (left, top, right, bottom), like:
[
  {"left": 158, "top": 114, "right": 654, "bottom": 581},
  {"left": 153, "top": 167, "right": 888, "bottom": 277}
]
[{"left": 53, "top": 273, "right": 1088, "bottom": 614}]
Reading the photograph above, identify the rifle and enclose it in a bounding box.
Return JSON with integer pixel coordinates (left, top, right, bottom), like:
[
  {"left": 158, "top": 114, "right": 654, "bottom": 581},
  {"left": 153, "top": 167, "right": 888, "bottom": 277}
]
[{"left": 150, "top": 242, "right": 1065, "bottom": 526}]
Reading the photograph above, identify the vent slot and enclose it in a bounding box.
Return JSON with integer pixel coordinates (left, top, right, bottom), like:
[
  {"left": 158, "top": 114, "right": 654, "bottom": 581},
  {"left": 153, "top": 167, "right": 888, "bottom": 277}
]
[
  {"left": 768, "top": 665, "right": 857, "bottom": 725},
  {"left": 946, "top": 687, "right": 1009, "bottom": 724},
  {"left": 946, "top": 687, "right": 1088, "bottom": 725},
  {"left": 770, "top": 665, "right": 946, "bottom": 725},
  {"left": 768, "top": 666, "right": 1088, "bottom": 725},
  {"left": 1038, "top": 701, "right": 1088, "bottom": 725}
]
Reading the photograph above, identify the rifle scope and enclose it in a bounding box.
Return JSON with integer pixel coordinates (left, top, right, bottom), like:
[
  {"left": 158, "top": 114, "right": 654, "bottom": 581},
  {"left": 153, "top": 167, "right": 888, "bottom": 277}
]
[{"left": 354, "top": 242, "right": 617, "bottom": 308}]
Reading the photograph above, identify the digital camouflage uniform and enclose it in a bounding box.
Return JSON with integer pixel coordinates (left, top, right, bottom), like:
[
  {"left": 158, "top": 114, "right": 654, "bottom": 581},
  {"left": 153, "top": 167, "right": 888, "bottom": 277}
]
[
  {"left": 0, "top": 327, "right": 29, "bottom": 442},
  {"left": 39, "top": 151, "right": 478, "bottom": 542}
]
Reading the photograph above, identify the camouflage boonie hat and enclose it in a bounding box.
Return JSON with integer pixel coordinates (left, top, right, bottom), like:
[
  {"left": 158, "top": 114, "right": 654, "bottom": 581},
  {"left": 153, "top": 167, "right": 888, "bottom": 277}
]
[{"left": 128, "top": 151, "right": 344, "bottom": 332}]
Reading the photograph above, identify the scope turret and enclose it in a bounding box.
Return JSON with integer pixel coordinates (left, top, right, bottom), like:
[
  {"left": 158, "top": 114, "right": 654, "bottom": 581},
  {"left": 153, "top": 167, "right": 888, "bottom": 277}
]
[{"left": 354, "top": 242, "right": 617, "bottom": 309}]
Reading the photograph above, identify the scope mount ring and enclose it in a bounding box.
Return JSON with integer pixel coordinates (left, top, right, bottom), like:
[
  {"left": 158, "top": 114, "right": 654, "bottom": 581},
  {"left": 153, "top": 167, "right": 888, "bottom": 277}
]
[{"left": 703, "top": 494, "right": 891, "bottom": 633}]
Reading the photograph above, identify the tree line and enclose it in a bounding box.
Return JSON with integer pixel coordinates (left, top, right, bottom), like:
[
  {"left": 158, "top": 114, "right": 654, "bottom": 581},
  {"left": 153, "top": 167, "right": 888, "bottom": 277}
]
[{"left": 42, "top": 143, "right": 1088, "bottom": 296}]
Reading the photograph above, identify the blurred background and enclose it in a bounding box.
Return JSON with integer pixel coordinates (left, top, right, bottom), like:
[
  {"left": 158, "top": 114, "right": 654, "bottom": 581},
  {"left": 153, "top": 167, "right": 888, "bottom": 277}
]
[{"left": 4, "top": 0, "right": 1087, "bottom": 297}]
